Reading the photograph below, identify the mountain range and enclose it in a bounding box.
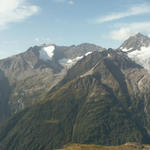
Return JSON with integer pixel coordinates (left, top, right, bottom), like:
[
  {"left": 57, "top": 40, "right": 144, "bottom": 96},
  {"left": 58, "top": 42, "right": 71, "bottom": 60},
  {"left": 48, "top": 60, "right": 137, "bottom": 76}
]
[
  {"left": 0, "top": 43, "right": 104, "bottom": 123},
  {"left": 119, "top": 33, "right": 150, "bottom": 71},
  {"left": 0, "top": 33, "right": 150, "bottom": 150}
]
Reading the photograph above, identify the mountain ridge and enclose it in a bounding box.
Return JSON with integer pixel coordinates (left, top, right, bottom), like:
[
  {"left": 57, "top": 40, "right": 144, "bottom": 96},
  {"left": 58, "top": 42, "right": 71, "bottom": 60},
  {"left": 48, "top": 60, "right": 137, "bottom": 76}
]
[
  {"left": 119, "top": 33, "right": 150, "bottom": 52},
  {"left": 1, "top": 49, "right": 150, "bottom": 149},
  {"left": 0, "top": 43, "right": 104, "bottom": 123},
  {"left": 1, "top": 33, "right": 150, "bottom": 149},
  {"left": 119, "top": 33, "right": 150, "bottom": 71}
]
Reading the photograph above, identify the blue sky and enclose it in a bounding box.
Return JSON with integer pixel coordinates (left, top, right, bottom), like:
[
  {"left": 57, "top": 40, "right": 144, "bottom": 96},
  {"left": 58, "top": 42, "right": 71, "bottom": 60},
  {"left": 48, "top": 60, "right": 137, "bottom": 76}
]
[{"left": 0, "top": 0, "right": 150, "bottom": 58}]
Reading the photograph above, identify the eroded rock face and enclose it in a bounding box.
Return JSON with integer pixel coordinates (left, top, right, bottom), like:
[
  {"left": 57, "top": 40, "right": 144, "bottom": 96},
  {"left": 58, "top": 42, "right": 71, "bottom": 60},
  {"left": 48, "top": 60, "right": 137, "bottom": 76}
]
[
  {"left": 0, "top": 43, "right": 104, "bottom": 122},
  {"left": 120, "top": 33, "right": 150, "bottom": 51},
  {"left": 119, "top": 33, "right": 150, "bottom": 72}
]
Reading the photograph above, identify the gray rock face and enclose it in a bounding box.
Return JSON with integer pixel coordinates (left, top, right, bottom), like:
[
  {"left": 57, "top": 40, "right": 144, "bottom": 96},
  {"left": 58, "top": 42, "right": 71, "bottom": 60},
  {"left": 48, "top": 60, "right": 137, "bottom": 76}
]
[
  {"left": 119, "top": 33, "right": 150, "bottom": 72},
  {"left": 0, "top": 43, "right": 104, "bottom": 123},
  {"left": 119, "top": 33, "right": 150, "bottom": 51}
]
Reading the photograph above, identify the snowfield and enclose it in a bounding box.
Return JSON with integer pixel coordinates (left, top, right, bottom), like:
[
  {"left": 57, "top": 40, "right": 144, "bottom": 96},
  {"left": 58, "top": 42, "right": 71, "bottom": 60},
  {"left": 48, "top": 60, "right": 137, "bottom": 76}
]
[{"left": 39, "top": 45, "right": 55, "bottom": 61}]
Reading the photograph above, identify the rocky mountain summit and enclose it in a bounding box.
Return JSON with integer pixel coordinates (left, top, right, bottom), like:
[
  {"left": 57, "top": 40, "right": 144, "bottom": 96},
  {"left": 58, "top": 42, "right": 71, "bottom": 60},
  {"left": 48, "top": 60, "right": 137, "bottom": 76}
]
[
  {"left": 120, "top": 33, "right": 150, "bottom": 51},
  {"left": 0, "top": 43, "right": 104, "bottom": 123},
  {"left": 119, "top": 33, "right": 150, "bottom": 71}
]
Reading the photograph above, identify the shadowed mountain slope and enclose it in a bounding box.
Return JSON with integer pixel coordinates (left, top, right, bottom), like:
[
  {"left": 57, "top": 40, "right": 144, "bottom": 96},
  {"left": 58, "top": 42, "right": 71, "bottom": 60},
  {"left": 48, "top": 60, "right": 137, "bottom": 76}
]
[
  {"left": 0, "top": 43, "right": 103, "bottom": 123},
  {"left": 1, "top": 50, "right": 150, "bottom": 149}
]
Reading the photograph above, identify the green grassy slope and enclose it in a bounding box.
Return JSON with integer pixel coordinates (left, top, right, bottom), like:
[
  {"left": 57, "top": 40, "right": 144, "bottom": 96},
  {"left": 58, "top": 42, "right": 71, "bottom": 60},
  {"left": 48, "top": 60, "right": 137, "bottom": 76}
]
[{"left": 0, "top": 50, "right": 150, "bottom": 150}]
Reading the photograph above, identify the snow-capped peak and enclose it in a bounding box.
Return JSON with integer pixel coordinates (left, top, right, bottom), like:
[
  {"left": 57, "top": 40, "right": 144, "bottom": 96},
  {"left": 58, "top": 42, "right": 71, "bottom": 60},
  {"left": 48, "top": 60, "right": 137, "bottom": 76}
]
[
  {"left": 119, "top": 33, "right": 150, "bottom": 72},
  {"left": 39, "top": 45, "right": 55, "bottom": 61},
  {"left": 120, "top": 33, "right": 150, "bottom": 52}
]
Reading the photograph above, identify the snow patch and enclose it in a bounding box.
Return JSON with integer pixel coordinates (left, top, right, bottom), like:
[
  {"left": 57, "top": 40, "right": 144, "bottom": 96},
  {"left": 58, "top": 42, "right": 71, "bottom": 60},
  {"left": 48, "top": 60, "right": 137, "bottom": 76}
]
[
  {"left": 85, "top": 51, "right": 92, "bottom": 56},
  {"left": 39, "top": 45, "right": 55, "bottom": 61},
  {"left": 59, "top": 58, "right": 73, "bottom": 64},
  {"left": 128, "top": 46, "right": 150, "bottom": 71},
  {"left": 67, "top": 59, "right": 73, "bottom": 64},
  {"left": 122, "top": 48, "right": 128, "bottom": 52},
  {"left": 75, "top": 56, "right": 84, "bottom": 60},
  {"left": 107, "top": 53, "right": 111, "bottom": 57},
  {"left": 121, "top": 47, "right": 133, "bottom": 52},
  {"left": 59, "top": 51, "right": 93, "bottom": 68},
  {"left": 59, "top": 56, "right": 83, "bottom": 66}
]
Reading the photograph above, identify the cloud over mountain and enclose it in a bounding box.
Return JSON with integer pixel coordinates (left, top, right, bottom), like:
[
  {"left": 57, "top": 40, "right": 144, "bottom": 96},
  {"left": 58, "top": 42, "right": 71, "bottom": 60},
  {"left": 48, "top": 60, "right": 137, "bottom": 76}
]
[{"left": 110, "top": 22, "right": 150, "bottom": 41}]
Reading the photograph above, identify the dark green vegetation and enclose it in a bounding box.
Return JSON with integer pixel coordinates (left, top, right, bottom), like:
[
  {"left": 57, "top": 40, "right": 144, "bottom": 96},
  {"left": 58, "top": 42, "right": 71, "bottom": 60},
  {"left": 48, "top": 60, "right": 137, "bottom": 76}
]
[
  {"left": 0, "top": 70, "right": 10, "bottom": 122},
  {"left": 1, "top": 50, "right": 150, "bottom": 150}
]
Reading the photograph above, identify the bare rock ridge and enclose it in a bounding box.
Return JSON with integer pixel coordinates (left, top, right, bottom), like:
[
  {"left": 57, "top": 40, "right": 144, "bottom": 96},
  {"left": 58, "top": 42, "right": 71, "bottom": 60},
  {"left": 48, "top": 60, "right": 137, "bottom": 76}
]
[
  {"left": 119, "top": 33, "right": 150, "bottom": 71},
  {"left": 0, "top": 43, "right": 104, "bottom": 123},
  {"left": 119, "top": 33, "right": 150, "bottom": 52}
]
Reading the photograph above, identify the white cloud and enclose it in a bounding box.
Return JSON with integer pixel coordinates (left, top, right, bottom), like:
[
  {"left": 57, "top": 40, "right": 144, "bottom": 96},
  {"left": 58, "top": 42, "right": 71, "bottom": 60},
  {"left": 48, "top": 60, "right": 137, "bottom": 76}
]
[
  {"left": 110, "top": 28, "right": 134, "bottom": 41},
  {"left": 54, "top": 0, "right": 74, "bottom": 5},
  {"left": 55, "top": 0, "right": 65, "bottom": 2},
  {"left": 34, "top": 37, "right": 53, "bottom": 44},
  {"left": 94, "top": 3, "right": 150, "bottom": 24},
  {"left": 0, "top": 0, "right": 40, "bottom": 29},
  {"left": 68, "top": 0, "right": 74, "bottom": 5},
  {"left": 110, "top": 22, "right": 150, "bottom": 41},
  {"left": 34, "top": 38, "right": 40, "bottom": 42}
]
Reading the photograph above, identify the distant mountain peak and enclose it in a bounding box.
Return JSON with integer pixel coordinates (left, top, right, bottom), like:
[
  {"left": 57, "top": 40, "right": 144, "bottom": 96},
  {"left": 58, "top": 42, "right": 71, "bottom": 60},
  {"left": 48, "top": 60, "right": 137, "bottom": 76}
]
[
  {"left": 119, "top": 33, "right": 150, "bottom": 52},
  {"left": 129, "top": 32, "right": 149, "bottom": 40},
  {"left": 119, "top": 33, "right": 150, "bottom": 72},
  {"left": 135, "top": 32, "right": 146, "bottom": 37}
]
